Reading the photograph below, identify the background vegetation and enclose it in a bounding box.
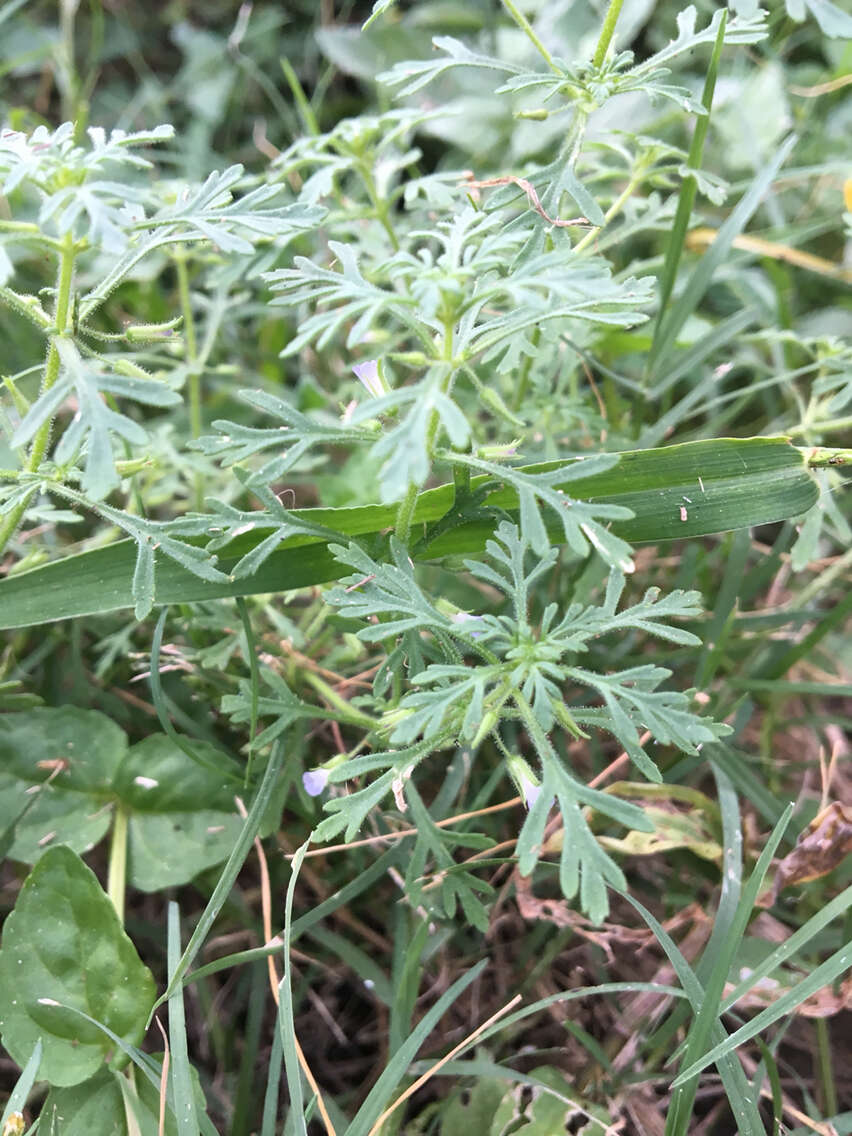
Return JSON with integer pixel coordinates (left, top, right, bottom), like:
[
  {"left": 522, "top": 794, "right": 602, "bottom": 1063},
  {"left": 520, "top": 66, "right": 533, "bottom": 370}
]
[{"left": 0, "top": 1, "right": 850, "bottom": 1133}]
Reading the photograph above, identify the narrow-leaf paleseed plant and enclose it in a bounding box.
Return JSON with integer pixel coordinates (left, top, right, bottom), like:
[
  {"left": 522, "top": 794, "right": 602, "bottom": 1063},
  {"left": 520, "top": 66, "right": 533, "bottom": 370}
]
[{"left": 0, "top": 0, "right": 850, "bottom": 1131}]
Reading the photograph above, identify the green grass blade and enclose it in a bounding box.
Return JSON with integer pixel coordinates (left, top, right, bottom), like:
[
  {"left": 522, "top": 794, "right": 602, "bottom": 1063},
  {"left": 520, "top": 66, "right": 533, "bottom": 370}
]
[
  {"left": 623, "top": 895, "right": 764, "bottom": 1136},
  {"left": 261, "top": 1019, "right": 284, "bottom": 1136},
  {"left": 647, "top": 307, "right": 759, "bottom": 402},
  {"left": 184, "top": 845, "right": 410, "bottom": 989},
  {"left": 754, "top": 1038, "right": 784, "bottom": 1136},
  {"left": 648, "top": 763, "right": 746, "bottom": 1066},
  {"left": 652, "top": 8, "right": 727, "bottom": 325},
  {"left": 721, "top": 884, "right": 852, "bottom": 1013},
  {"left": 648, "top": 134, "right": 797, "bottom": 373},
  {"left": 0, "top": 438, "right": 818, "bottom": 627},
  {"left": 290, "top": 844, "right": 406, "bottom": 942},
  {"left": 708, "top": 744, "right": 787, "bottom": 830},
  {"left": 149, "top": 739, "right": 285, "bottom": 1019},
  {"left": 666, "top": 797, "right": 792, "bottom": 1134},
  {"left": 0, "top": 1038, "right": 42, "bottom": 1128},
  {"left": 278, "top": 841, "right": 309, "bottom": 1136},
  {"left": 235, "top": 597, "right": 261, "bottom": 786},
  {"left": 672, "top": 940, "right": 852, "bottom": 1087},
  {"left": 695, "top": 528, "right": 752, "bottom": 690},
  {"left": 344, "top": 959, "right": 488, "bottom": 1136},
  {"left": 167, "top": 902, "right": 200, "bottom": 1136}
]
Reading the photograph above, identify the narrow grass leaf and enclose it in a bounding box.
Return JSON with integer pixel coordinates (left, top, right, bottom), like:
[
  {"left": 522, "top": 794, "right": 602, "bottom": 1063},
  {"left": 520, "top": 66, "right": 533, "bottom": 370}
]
[
  {"left": 167, "top": 902, "right": 200, "bottom": 1136},
  {"left": 667, "top": 799, "right": 792, "bottom": 1133},
  {"left": 278, "top": 841, "right": 309, "bottom": 1136},
  {"left": 344, "top": 959, "right": 488, "bottom": 1136},
  {"left": 0, "top": 1038, "right": 42, "bottom": 1128},
  {"left": 150, "top": 739, "right": 285, "bottom": 1016},
  {"left": 0, "top": 439, "right": 818, "bottom": 627},
  {"left": 622, "top": 894, "right": 765, "bottom": 1136},
  {"left": 652, "top": 9, "right": 728, "bottom": 325},
  {"left": 722, "top": 884, "right": 852, "bottom": 1013},
  {"left": 235, "top": 597, "right": 260, "bottom": 786},
  {"left": 672, "top": 940, "right": 852, "bottom": 1087},
  {"left": 261, "top": 1023, "right": 284, "bottom": 1136},
  {"left": 754, "top": 1038, "right": 784, "bottom": 1136},
  {"left": 649, "top": 134, "right": 797, "bottom": 373}
]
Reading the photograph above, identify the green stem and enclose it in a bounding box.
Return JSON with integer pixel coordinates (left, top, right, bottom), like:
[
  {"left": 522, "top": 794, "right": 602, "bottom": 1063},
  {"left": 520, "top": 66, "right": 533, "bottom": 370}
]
[
  {"left": 814, "top": 1019, "right": 838, "bottom": 1119},
  {"left": 175, "top": 252, "right": 204, "bottom": 510},
  {"left": 512, "top": 325, "right": 540, "bottom": 412},
  {"left": 280, "top": 57, "right": 320, "bottom": 136},
  {"left": 0, "top": 233, "right": 77, "bottom": 556},
  {"left": 645, "top": 8, "right": 726, "bottom": 390},
  {"left": 303, "top": 672, "right": 381, "bottom": 731},
  {"left": 357, "top": 160, "right": 400, "bottom": 251},
  {"left": 107, "top": 802, "right": 129, "bottom": 922},
  {"left": 804, "top": 446, "right": 852, "bottom": 467},
  {"left": 572, "top": 172, "right": 640, "bottom": 254},
  {"left": 791, "top": 417, "right": 852, "bottom": 439},
  {"left": 592, "top": 0, "right": 625, "bottom": 68},
  {"left": 501, "top": 0, "right": 558, "bottom": 72},
  {"left": 393, "top": 480, "right": 420, "bottom": 546}
]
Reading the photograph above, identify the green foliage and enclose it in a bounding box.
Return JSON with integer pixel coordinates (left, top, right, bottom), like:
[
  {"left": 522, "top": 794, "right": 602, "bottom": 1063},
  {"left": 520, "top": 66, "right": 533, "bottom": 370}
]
[
  {"left": 0, "top": 708, "right": 242, "bottom": 889},
  {"left": 0, "top": 846, "right": 155, "bottom": 1086},
  {"left": 0, "top": 0, "right": 849, "bottom": 1133}
]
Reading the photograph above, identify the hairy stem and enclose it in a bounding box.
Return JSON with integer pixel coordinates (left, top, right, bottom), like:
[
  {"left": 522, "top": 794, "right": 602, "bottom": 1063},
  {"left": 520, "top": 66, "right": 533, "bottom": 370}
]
[
  {"left": 393, "top": 480, "right": 420, "bottom": 546},
  {"left": 593, "top": 0, "right": 625, "bottom": 69},
  {"left": 792, "top": 417, "right": 852, "bottom": 439},
  {"left": 501, "top": 0, "right": 558, "bottom": 72},
  {"left": 357, "top": 159, "right": 400, "bottom": 251}
]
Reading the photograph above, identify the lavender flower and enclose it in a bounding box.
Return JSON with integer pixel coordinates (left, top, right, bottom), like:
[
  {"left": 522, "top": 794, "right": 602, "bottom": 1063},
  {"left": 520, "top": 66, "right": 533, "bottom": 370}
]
[
  {"left": 352, "top": 359, "right": 383, "bottom": 398},
  {"left": 302, "top": 768, "right": 329, "bottom": 797},
  {"left": 507, "top": 754, "right": 543, "bottom": 810}
]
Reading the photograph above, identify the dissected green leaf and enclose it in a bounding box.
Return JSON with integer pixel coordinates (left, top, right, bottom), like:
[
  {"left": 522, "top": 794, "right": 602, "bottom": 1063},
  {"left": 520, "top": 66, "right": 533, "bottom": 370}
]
[
  {"left": 0, "top": 846, "right": 155, "bottom": 1086},
  {"left": 0, "top": 438, "right": 817, "bottom": 628}
]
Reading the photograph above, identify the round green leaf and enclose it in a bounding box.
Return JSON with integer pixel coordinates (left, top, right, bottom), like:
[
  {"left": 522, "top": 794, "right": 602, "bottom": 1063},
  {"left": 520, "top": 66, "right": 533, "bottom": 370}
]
[
  {"left": 0, "top": 708, "right": 126, "bottom": 864},
  {"left": 117, "top": 734, "right": 244, "bottom": 891},
  {"left": 41, "top": 1068, "right": 126, "bottom": 1136},
  {"left": 0, "top": 845, "right": 155, "bottom": 1086},
  {"left": 42, "top": 1063, "right": 183, "bottom": 1136},
  {"left": 127, "top": 810, "right": 244, "bottom": 892},
  {"left": 114, "top": 734, "right": 234, "bottom": 813}
]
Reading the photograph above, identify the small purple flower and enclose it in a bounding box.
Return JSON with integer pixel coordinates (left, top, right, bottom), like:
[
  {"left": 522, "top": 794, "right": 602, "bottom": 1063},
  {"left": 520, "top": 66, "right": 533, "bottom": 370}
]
[
  {"left": 507, "top": 755, "right": 543, "bottom": 810},
  {"left": 302, "top": 768, "right": 329, "bottom": 797},
  {"left": 352, "top": 359, "right": 383, "bottom": 398},
  {"left": 451, "top": 611, "right": 486, "bottom": 639},
  {"left": 520, "top": 775, "right": 542, "bottom": 810}
]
